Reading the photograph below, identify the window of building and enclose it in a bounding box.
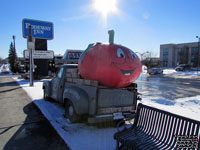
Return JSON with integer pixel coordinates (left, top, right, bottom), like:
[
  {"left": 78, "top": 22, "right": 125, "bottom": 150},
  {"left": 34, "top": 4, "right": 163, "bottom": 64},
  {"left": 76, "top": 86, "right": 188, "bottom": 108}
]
[
  {"left": 192, "top": 47, "right": 198, "bottom": 54},
  {"left": 163, "top": 55, "right": 168, "bottom": 60},
  {"left": 163, "top": 48, "right": 168, "bottom": 53},
  {"left": 163, "top": 49, "right": 168, "bottom": 63},
  {"left": 191, "top": 60, "right": 197, "bottom": 67},
  {"left": 163, "top": 61, "right": 168, "bottom": 67},
  {"left": 192, "top": 47, "right": 198, "bottom": 51},
  {"left": 191, "top": 55, "right": 197, "bottom": 60},
  {"left": 177, "top": 55, "right": 183, "bottom": 60},
  {"left": 177, "top": 48, "right": 184, "bottom": 53}
]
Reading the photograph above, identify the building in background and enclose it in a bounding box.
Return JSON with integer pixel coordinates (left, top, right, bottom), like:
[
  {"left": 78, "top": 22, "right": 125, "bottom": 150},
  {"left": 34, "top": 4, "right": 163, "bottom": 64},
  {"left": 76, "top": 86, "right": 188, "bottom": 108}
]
[
  {"left": 55, "top": 49, "right": 83, "bottom": 66},
  {"left": 160, "top": 42, "right": 199, "bottom": 67}
]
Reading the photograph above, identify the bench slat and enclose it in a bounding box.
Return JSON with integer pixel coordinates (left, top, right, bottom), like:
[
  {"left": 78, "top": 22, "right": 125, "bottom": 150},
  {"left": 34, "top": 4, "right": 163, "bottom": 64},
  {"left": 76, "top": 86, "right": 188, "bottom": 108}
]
[
  {"left": 195, "top": 123, "right": 200, "bottom": 137},
  {"left": 146, "top": 110, "right": 156, "bottom": 136},
  {"left": 148, "top": 110, "right": 158, "bottom": 138},
  {"left": 157, "top": 115, "right": 171, "bottom": 149},
  {"left": 152, "top": 112, "right": 163, "bottom": 141},
  {"left": 143, "top": 109, "right": 153, "bottom": 134},
  {"left": 165, "top": 116, "right": 176, "bottom": 148}
]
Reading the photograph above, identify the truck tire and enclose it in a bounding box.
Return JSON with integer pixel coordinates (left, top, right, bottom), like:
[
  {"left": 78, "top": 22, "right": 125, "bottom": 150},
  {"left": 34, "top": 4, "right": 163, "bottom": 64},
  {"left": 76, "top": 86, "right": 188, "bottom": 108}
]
[
  {"left": 65, "top": 100, "right": 80, "bottom": 123},
  {"left": 43, "top": 90, "right": 50, "bottom": 101}
]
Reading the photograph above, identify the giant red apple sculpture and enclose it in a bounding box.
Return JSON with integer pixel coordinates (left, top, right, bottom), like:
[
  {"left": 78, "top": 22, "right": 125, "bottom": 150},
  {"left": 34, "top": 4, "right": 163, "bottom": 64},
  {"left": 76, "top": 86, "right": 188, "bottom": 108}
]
[{"left": 78, "top": 43, "right": 142, "bottom": 88}]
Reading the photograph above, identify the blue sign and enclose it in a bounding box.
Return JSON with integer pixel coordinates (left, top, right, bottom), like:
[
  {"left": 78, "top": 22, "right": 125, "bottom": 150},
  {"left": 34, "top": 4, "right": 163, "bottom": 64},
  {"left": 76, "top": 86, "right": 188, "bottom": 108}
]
[{"left": 22, "top": 19, "right": 54, "bottom": 40}]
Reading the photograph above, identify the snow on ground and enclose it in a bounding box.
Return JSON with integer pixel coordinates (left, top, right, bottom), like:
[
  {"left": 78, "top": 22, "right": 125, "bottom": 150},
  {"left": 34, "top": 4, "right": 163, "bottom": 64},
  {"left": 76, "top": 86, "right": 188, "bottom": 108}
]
[
  {"left": 163, "top": 68, "right": 200, "bottom": 78},
  {"left": 141, "top": 95, "right": 200, "bottom": 121},
  {"left": 12, "top": 68, "right": 200, "bottom": 149},
  {"left": 13, "top": 78, "right": 116, "bottom": 150}
]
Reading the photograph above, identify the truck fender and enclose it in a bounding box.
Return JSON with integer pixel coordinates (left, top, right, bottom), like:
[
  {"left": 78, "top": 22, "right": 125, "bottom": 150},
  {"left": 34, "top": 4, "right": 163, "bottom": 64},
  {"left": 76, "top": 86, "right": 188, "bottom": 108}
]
[
  {"left": 43, "top": 81, "right": 51, "bottom": 97},
  {"left": 63, "top": 87, "right": 89, "bottom": 115}
]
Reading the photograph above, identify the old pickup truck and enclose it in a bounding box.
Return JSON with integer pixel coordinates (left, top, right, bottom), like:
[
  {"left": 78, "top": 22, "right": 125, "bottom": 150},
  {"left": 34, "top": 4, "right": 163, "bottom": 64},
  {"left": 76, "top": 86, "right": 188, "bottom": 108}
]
[{"left": 43, "top": 64, "right": 140, "bottom": 123}]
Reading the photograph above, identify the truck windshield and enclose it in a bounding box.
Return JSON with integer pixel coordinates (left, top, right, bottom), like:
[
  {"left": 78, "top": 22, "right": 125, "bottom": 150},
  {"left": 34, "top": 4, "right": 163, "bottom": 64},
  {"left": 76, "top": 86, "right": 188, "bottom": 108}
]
[{"left": 57, "top": 67, "right": 64, "bottom": 78}]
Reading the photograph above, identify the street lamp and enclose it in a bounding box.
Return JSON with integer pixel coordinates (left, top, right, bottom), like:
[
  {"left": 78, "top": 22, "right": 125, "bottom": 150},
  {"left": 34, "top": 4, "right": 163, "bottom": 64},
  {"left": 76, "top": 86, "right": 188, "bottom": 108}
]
[{"left": 196, "top": 36, "right": 200, "bottom": 73}]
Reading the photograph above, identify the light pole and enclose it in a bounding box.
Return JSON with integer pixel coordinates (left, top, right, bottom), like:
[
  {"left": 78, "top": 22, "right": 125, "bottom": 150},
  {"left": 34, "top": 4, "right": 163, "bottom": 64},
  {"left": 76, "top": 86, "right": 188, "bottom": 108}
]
[{"left": 196, "top": 36, "right": 200, "bottom": 73}]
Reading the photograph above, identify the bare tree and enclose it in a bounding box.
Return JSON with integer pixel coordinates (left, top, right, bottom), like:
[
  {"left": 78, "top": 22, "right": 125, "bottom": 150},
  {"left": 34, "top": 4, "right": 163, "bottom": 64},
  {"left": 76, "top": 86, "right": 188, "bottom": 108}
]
[
  {"left": 141, "top": 51, "right": 160, "bottom": 68},
  {"left": 141, "top": 52, "right": 152, "bottom": 69}
]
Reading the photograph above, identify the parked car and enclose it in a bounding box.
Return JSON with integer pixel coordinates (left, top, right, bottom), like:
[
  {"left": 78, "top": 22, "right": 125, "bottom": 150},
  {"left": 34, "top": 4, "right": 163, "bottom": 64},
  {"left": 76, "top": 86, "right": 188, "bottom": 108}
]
[
  {"left": 175, "top": 64, "right": 191, "bottom": 71},
  {"left": 148, "top": 68, "right": 163, "bottom": 75}
]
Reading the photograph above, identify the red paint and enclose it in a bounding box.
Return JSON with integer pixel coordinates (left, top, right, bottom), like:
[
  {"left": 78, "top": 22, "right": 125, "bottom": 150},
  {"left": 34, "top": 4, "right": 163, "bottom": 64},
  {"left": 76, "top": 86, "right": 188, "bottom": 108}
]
[{"left": 78, "top": 43, "right": 142, "bottom": 88}]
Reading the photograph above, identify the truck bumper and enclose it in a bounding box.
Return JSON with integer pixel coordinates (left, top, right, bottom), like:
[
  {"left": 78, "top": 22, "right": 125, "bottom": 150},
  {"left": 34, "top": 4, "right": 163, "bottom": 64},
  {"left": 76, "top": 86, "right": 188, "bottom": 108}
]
[{"left": 87, "top": 112, "right": 135, "bottom": 124}]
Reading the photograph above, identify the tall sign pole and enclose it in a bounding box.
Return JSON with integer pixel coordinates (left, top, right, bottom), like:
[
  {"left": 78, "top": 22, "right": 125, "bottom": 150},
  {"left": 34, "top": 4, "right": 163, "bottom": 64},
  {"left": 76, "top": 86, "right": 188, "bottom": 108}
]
[{"left": 28, "top": 25, "right": 34, "bottom": 86}]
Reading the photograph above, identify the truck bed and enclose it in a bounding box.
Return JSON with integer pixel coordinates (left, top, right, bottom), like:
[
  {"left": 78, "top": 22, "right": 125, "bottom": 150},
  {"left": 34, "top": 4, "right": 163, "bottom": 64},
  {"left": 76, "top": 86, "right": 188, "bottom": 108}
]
[{"left": 65, "top": 81, "right": 137, "bottom": 116}]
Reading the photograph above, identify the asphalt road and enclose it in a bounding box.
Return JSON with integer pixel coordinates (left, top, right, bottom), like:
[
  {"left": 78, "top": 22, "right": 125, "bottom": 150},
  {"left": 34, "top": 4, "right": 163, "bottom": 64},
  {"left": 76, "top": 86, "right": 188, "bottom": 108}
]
[
  {"left": 136, "top": 73, "right": 200, "bottom": 100},
  {"left": 0, "top": 76, "right": 68, "bottom": 150}
]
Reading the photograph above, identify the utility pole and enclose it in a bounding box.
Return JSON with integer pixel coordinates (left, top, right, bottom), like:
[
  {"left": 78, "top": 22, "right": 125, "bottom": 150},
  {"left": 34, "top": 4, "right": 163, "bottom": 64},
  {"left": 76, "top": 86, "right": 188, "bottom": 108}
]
[{"left": 28, "top": 25, "right": 34, "bottom": 86}]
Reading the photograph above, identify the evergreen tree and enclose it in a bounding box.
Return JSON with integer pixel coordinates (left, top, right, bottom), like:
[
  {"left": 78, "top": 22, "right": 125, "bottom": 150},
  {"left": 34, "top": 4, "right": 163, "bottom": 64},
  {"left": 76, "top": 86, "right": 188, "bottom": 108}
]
[
  {"left": 0, "top": 57, "right": 3, "bottom": 65},
  {"left": 8, "top": 42, "right": 18, "bottom": 73}
]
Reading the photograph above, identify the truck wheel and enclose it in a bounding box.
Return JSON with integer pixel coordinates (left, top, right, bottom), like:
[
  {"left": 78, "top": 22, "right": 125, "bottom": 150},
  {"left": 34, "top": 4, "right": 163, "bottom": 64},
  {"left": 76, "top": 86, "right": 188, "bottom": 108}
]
[
  {"left": 43, "top": 90, "right": 50, "bottom": 101},
  {"left": 65, "top": 100, "right": 80, "bottom": 123}
]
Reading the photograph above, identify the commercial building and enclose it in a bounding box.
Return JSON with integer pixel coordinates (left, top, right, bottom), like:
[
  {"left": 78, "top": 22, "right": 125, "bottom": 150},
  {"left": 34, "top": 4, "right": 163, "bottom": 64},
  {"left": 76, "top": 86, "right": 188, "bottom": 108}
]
[{"left": 160, "top": 42, "right": 199, "bottom": 67}]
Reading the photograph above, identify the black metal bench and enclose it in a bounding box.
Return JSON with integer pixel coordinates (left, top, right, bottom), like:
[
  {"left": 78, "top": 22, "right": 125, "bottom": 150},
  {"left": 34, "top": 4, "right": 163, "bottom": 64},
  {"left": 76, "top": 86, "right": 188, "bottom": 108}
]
[{"left": 114, "top": 103, "right": 200, "bottom": 150}]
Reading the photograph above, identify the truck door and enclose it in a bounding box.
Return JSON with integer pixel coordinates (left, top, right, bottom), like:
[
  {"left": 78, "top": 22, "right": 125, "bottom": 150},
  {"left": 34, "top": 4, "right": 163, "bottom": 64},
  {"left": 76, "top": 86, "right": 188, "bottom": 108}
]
[{"left": 51, "top": 67, "right": 64, "bottom": 101}]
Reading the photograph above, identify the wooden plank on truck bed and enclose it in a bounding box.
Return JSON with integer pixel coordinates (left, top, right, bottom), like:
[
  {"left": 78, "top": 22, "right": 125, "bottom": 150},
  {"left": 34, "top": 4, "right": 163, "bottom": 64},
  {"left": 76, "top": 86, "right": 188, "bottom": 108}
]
[
  {"left": 72, "top": 78, "right": 83, "bottom": 84},
  {"left": 72, "top": 72, "right": 78, "bottom": 78},
  {"left": 66, "top": 78, "right": 73, "bottom": 82},
  {"left": 77, "top": 72, "right": 81, "bottom": 79},
  {"left": 71, "top": 78, "right": 99, "bottom": 86},
  {"left": 66, "top": 68, "right": 78, "bottom": 73},
  {"left": 66, "top": 72, "right": 78, "bottom": 78},
  {"left": 66, "top": 73, "right": 72, "bottom": 78},
  {"left": 91, "top": 80, "right": 99, "bottom": 86},
  {"left": 83, "top": 79, "right": 99, "bottom": 87}
]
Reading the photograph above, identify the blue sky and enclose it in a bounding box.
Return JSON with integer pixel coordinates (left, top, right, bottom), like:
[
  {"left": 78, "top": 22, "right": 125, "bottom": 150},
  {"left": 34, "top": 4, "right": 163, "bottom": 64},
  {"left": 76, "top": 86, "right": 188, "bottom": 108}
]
[{"left": 0, "top": 0, "right": 200, "bottom": 59}]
